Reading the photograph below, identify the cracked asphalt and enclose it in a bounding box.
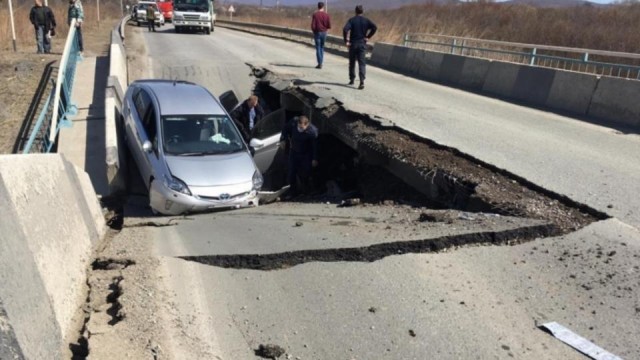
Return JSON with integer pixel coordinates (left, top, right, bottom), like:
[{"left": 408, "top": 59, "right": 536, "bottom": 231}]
[{"left": 99, "top": 25, "right": 640, "bottom": 359}]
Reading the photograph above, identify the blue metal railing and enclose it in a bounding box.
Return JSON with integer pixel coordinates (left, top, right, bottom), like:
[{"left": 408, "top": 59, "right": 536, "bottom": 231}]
[
  {"left": 403, "top": 33, "right": 640, "bottom": 80},
  {"left": 23, "top": 20, "right": 82, "bottom": 153}
]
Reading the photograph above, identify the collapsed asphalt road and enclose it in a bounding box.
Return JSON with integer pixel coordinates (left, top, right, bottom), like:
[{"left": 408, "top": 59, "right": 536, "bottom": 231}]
[{"left": 77, "top": 26, "right": 639, "bottom": 360}]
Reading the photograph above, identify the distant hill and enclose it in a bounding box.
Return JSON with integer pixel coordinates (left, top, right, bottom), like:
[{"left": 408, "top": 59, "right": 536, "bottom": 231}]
[
  {"left": 219, "top": 0, "right": 611, "bottom": 9},
  {"left": 502, "top": 0, "right": 608, "bottom": 7}
]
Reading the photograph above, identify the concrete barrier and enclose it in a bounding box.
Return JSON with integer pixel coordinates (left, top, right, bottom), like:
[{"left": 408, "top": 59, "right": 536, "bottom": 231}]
[
  {"left": 439, "top": 54, "right": 466, "bottom": 85},
  {"left": 459, "top": 57, "right": 492, "bottom": 90},
  {"left": 106, "top": 18, "right": 130, "bottom": 195},
  {"left": 545, "top": 71, "right": 599, "bottom": 115},
  {"left": 388, "top": 45, "right": 411, "bottom": 72},
  {"left": 511, "top": 66, "right": 557, "bottom": 106},
  {"left": 482, "top": 61, "right": 521, "bottom": 98},
  {"left": 416, "top": 50, "right": 444, "bottom": 81},
  {"left": 370, "top": 42, "right": 394, "bottom": 68},
  {"left": 588, "top": 76, "right": 640, "bottom": 128},
  {"left": 0, "top": 154, "right": 106, "bottom": 359}
]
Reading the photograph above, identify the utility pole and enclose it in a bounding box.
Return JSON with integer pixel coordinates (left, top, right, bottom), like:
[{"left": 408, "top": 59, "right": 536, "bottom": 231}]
[{"left": 8, "top": 0, "right": 17, "bottom": 52}]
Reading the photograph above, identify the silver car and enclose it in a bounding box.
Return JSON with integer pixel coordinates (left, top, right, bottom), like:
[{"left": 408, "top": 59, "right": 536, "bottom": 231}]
[{"left": 122, "top": 80, "right": 264, "bottom": 215}]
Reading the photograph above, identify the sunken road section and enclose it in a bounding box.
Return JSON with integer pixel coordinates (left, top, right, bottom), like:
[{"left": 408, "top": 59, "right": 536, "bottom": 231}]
[{"left": 179, "top": 69, "right": 608, "bottom": 271}]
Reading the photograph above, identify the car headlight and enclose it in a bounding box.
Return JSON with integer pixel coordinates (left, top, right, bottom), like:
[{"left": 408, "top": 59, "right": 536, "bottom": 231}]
[
  {"left": 200, "top": 14, "right": 210, "bottom": 20},
  {"left": 252, "top": 171, "right": 263, "bottom": 191},
  {"left": 174, "top": 14, "right": 183, "bottom": 20},
  {"left": 164, "top": 175, "right": 191, "bottom": 195}
]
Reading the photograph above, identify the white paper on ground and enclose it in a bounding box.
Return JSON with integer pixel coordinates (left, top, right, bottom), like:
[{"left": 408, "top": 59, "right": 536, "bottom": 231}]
[{"left": 540, "top": 322, "right": 623, "bottom": 360}]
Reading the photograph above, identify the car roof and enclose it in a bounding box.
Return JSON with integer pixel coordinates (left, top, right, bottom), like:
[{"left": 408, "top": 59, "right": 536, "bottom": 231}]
[{"left": 136, "top": 80, "right": 226, "bottom": 116}]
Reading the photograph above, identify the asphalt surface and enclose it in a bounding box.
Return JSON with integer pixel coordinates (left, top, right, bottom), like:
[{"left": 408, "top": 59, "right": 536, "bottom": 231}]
[
  {"left": 143, "top": 26, "right": 640, "bottom": 229},
  {"left": 134, "top": 26, "right": 640, "bottom": 359},
  {"left": 153, "top": 205, "right": 639, "bottom": 359}
]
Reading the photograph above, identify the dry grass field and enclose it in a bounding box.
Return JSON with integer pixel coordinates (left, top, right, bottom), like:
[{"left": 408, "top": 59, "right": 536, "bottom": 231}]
[
  {"left": 0, "top": 0, "right": 122, "bottom": 52},
  {"left": 227, "top": 2, "right": 640, "bottom": 54},
  {"left": 0, "top": 0, "right": 120, "bottom": 153}
]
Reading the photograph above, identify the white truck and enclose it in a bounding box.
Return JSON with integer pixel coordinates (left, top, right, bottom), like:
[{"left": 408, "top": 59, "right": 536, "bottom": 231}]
[{"left": 173, "top": 0, "right": 216, "bottom": 35}]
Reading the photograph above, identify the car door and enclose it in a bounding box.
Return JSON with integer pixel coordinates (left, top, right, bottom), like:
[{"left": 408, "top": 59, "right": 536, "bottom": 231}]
[
  {"left": 249, "top": 108, "right": 289, "bottom": 191},
  {"left": 125, "top": 87, "right": 148, "bottom": 181},
  {"left": 129, "top": 88, "right": 157, "bottom": 186}
]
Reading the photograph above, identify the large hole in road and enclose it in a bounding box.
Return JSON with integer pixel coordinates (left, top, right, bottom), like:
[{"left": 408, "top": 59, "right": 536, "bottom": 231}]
[{"left": 178, "top": 69, "right": 608, "bottom": 270}]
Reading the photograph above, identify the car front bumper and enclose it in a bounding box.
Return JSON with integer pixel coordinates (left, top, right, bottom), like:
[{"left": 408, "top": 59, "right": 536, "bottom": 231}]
[
  {"left": 173, "top": 20, "right": 210, "bottom": 27},
  {"left": 150, "top": 181, "right": 259, "bottom": 215}
]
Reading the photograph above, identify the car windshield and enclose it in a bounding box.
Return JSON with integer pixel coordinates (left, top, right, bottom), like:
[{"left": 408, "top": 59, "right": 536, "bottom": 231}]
[
  {"left": 162, "top": 115, "right": 246, "bottom": 156},
  {"left": 137, "top": 3, "right": 156, "bottom": 10},
  {"left": 174, "top": 0, "right": 208, "bottom": 11}
]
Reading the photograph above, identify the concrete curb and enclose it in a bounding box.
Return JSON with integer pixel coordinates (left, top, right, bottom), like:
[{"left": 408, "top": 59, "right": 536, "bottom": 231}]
[
  {"left": 588, "top": 77, "right": 640, "bottom": 128},
  {"left": 106, "top": 16, "right": 130, "bottom": 195},
  {"left": 367, "top": 43, "right": 640, "bottom": 131},
  {"left": 0, "top": 154, "right": 106, "bottom": 358}
]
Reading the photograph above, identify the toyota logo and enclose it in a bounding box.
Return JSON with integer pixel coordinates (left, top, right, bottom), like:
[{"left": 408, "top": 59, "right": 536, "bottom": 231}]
[{"left": 219, "top": 193, "right": 231, "bottom": 201}]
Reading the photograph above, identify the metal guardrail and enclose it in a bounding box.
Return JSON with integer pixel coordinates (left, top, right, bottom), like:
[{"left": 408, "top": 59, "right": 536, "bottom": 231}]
[
  {"left": 22, "top": 19, "right": 82, "bottom": 154},
  {"left": 403, "top": 33, "right": 640, "bottom": 80}
]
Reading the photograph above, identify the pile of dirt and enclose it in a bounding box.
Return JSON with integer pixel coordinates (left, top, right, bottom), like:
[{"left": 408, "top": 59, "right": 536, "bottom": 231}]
[{"left": 342, "top": 117, "right": 604, "bottom": 232}]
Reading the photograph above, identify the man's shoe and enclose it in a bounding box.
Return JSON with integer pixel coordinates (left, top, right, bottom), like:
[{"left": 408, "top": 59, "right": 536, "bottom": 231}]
[
  {"left": 358, "top": 82, "right": 365, "bottom": 90},
  {"left": 348, "top": 79, "right": 355, "bottom": 86},
  {"left": 316, "top": 64, "right": 322, "bottom": 69}
]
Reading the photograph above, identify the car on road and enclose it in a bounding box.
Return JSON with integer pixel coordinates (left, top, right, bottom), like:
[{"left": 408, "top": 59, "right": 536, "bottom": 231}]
[
  {"left": 157, "top": 0, "right": 173, "bottom": 22},
  {"left": 132, "top": 1, "right": 165, "bottom": 27},
  {"left": 122, "top": 80, "right": 264, "bottom": 215}
]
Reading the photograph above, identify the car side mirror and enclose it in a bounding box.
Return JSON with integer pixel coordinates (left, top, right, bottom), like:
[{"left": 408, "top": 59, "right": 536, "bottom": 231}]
[
  {"left": 143, "top": 140, "right": 153, "bottom": 153},
  {"left": 249, "top": 138, "right": 265, "bottom": 150}
]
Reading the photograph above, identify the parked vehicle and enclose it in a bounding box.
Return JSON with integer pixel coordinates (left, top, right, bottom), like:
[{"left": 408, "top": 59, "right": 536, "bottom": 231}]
[
  {"left": 122, "top": 80, "right": 264, "bottom": 215},
  {"left": 157, "top": 0, "right": 173, "bottom": 22},
  {"left": 173, "top": 0, "right": 216, "bottom": 34},
  {"left": 133, "top": 1, "right": 165, "bottom": 27}
]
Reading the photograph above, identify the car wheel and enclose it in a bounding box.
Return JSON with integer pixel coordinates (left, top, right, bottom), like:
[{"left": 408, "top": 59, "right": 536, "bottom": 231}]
[
  {"left": 175, "top": 27, "right": 180, "bottom": 33},
  {"left": 137, "top": 21, "right": 141, "bottom": 27},
  {"left": 205, "top": 27, "right": 210, "bottom": 35}
]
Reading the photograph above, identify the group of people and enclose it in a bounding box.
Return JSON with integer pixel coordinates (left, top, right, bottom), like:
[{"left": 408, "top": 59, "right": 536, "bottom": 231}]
[
  {"left": 230, "top": 96, "right": 317, "bottom": 199},
  {"left": 312, "top": 2, "right": 378, "bottom": 90},
  {"left": 29, "top": 0, "right": 84, "bottom": 54}
]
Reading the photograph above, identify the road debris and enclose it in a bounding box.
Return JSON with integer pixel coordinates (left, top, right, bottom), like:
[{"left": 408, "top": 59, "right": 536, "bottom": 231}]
[
  {"left": 255, "top": 344, "right": 286, "bottom": 359},
  {"left": 539, "top": 322, "right": 622, "bottom": 360}
]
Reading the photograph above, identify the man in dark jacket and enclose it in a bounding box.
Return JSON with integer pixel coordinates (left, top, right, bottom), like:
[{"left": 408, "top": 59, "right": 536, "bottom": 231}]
[
  {"left": 230, "top": 95, "right": 265, "bottom": 141},
  {"left": 343, "top": 5, "right": 377, "bottom": 90},
  {"left": 311, "top": 2, "right": 331, "bottom": 69},
  {"left": 279, "top": 116, "right": 318, "bottom": 197},
  {"left": 29, "top": 0, "right": 57, "bottom": 54}
]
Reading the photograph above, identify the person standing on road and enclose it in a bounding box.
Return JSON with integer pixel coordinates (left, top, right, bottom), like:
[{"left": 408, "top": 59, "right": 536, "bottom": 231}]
[
  {"left": 146, "top": 5, "right": 157, "bottom": 32},
  {"left": 311, "top": 2, "right": 331, "bottom": 69},
  {"left": 67, "top": 0, "right": 84, "bottom": 52},
  {"left": 29, "top": 0, "right": 57, "bottom": 54},
  {"left": 279, "top": 116, "right": 319, "bottom": 198},
  {"left": 343, "top": 5, "right": 377, "bottom": 90}
]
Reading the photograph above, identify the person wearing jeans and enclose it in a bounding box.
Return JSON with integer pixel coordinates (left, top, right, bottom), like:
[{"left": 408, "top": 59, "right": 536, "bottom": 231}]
[
  {"left": 343, "top": 5, "right": 377, "bottom": 90},
  {"left": 311, "top": 2, "right": 331, "bottom": 69},
  {"left": 29, "top": 0, "right": 56, "bottom": 54}
]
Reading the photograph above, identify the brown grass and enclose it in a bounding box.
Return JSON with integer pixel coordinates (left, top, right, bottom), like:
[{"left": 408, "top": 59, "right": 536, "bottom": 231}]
[
  {"left": 0, "top": 0, "right": 123, "bottom": 51},
  {"left": 228, "top": 2, "right": 640, "bottom": 54}
]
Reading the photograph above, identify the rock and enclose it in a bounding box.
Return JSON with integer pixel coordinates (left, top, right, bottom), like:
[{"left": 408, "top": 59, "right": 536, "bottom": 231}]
[
  {"left": 295, "top": 222, "right": 303, "bottom": 227},
  {"left": 408, "top": 329, "right": 416, "bottom": 337},
  {"left": 255, "top": 344, "right": 286, "bottom": 359}
]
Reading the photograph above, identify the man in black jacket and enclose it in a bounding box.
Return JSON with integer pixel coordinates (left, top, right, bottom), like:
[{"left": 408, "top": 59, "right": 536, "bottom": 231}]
[
  {"left": 230, "top": 95, "right": 265, "bottom": 141},
  {"left": 279, "top": 116, "right": 318, "bottom": 197},
  {"left": 343, "top": 5, "right": 377, "bottom": 90},
  {"left": 29, "top": 0, "right": 57, "bottom": 54}
]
